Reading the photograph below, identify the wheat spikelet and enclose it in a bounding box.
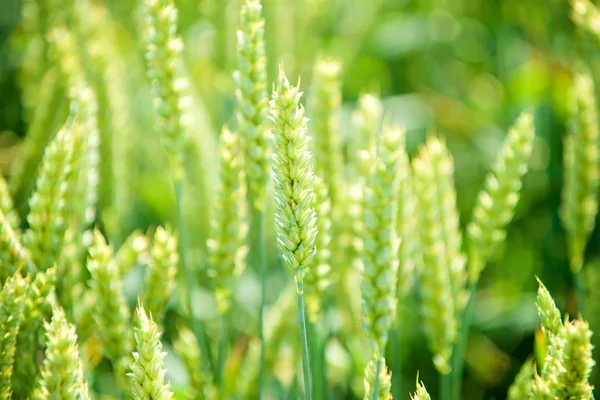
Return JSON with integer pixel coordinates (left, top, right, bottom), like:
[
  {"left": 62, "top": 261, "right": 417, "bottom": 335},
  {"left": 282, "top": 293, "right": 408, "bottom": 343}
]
[
  {"left": 309, "top": 57, "right": 344, "bottom": 205},
  {"left": 234, "top": 0, "right": 270, "bottom": 209},
  {"left": 143, "top": 226, "right": 178, "bottom": 325},
  {"left": 361, "top": 125, "right": 403, "bottom": 352},
  {"left": 270, "top": 65, "right": 318, "bottom": 290},
  {"left": 363, "top": 355, "right": 392, "bottom": 400},
  {"left": 467, "top": 111, "right": 535, "bottom": 282},
  {"left": 305, "top": 175, "right": 332, "bottom": 322},
  {"left": 412, "top": 137, "right": 458, "bottom": 373},
  {"left": 0, "top": 274, "right": 27, "bottom": 399},
  {"left": 507, "top": 358, "right": 533, "bottom": 400},
  {"left": 31, "top": 306, "right": 91, "bottom": 400},
  {"left": 142, "top": 0, "right": 189, "bottom": 178},
  {"left": 207, "top": 126, "right": 249, "bottom": 315},
  {"left": 87, "top": 229, "right": 132, "bottom": 376},
  {"left": 561, "top": 71, "right": 600, "bottom": 273},
  {"left": 0, "top": 173, "right": 20, "bottom": 232},
  {"left": 129, "top": 306, "right": 173, "bottom": 400}
]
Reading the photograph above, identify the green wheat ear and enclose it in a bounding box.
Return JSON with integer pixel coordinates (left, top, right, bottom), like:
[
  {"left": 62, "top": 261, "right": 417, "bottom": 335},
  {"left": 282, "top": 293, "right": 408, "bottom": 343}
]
[
  {"left": 557, "top": 319, "right": 595, "bottom": 399},
  {"left": 467, "top": 111, "right": 535, "bottom": 283},
  {"left": 87, "top": 229, "right": 132, "bottom": 377},
  {"left": 173, "top": 326, "right": 217, "bottom": 399},
  {"left": 0, "top": 210, "right": 34, "bottom": 283},
  {"left": 207, "top": 126, "right": 249, "bottom": 315},
  {"left": 560, "top": 70, "right": 600, "bottom": 273},
  {"left": 412, "top": 136, "right": 458, "bottom": 374},
  {"left": 309, "top": 57, "right": 344, "bottom": 205},
  {"left": 270, "top": 64, "right": 318, "bottom": 291},
  {"left": 24, "top": 120, "right": 86, "bottom": 272},
  {"left": 305, "top": 175, "right": 332, "bottom": 322},
  {"left": 115, "top": 230, "right": 150, "bottom": 277},
  {"left": 396, "top": 136, "right": 419, "bottom": 299},
  {"left": 533, "top": 281, "right": 595, "bottom": 399},
  {"left": 0, "top": 173, "right": 20, "bottom": 232},
  {"left": 533, "top": 278, "right": 564, "bottom": 397},
  {"left": 350, "top": 93, "right": 383, "bottom": 171},
  {"left": 410, "top": 379, "right": 431, "bottom": 400},
  {"left": 129, "top": 306, "right": 173, "bottom": 400},
  {"left": 142, "top": 0, "right": 188, "bottom": 179},
  {"left": 363, "top": 355, "right": 392, "bottom": 400},
  {"left": 361, "top": 125, "right": 403, "bottom": 353},
  {"left": 0, "top": 273, "right": 27, "bottom": 398},
  {"left": 143, "top": 226, "right": 179, "bottom": 325},
  {"left": 12, "top": 267, "right": 56, "bottom": 399},
  {"left": 234, "top": 0, "right": 270, "bottom": 210},
  {"left": 507, "top": 358, "right": 533, "bottom": 400},
  {"left": 31, "top": 306, "right": 91, "bottom": 400}
]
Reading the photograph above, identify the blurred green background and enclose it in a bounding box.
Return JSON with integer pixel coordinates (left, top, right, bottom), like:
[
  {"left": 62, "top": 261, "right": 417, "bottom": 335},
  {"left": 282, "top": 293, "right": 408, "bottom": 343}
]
[{"left": 0, "top": 0, "right": 596, "bottom": 398}]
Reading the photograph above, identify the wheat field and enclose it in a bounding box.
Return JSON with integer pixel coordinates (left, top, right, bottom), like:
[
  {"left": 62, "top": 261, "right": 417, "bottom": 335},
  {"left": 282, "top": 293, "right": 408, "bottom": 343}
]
[{"left": 0, "top": 0, "right": 599, "bottom": 399}]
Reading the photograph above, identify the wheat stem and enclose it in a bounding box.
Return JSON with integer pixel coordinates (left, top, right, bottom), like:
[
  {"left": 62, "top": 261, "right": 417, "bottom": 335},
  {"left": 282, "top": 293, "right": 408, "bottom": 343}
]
[
  {"left": 451, "top": 282, "right": 476, "bottom": 400},
  {"left": 217, "top": 311, "right": 228, "bottom": 394},
  {"left": 257, "top": 208, "right": 267, "bottom": 397},
  {"left": 440, "top": 367, "right": 452, "bottom": 400},
  {"left": 296, "top": 279, "right": 313, "bottom": 400},
  {"left": 174, "top": 179, "right": 214, "bottom": 378}
]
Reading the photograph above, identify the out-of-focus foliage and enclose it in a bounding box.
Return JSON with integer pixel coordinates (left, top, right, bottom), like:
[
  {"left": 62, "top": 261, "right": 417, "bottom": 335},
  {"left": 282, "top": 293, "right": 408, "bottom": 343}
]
[{"left": 0, "top": 0, "right": 597, "bottom": 399}]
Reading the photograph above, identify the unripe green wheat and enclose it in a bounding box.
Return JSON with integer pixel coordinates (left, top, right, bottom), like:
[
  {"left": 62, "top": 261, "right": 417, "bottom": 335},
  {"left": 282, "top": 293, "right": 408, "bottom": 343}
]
[
  {"left": 129, "top": 306, "right": 173, "bottom": 400},
  {"left": 412, "top": 137, "right": 458, "bottom": 374},
  {"left": 0, "top": 210, "right": 34, "bottom": 282},
  {"left": 571, "top": 0, "right": 600, "bottom": 38},
  {"left": 363, "top": 355, "right": 392, "bottom": 400},
  {"left": 396, "top": 142, "right": 419, "bottom": 298},
  {"left": 467, "top": 111, "right": 535, "bottom": 283},
  {"left": 207, "top": 126, "right": 249, "bottom": 315},
  {"left": 534, "top": 279, "right": 565, "bottom": 398},
  {"left": 0, "top": 274, "right": 27, "bottom": 399},
  {"left": 12, "top": 267, "right": 56, "bottom": 399},
  {"left": 0, "top": 173, "right": 20, "bottom": 231},
  {"left": 173, "top": 327, "right": 217, "bottom": 400},
  {"left": 142, "top": 0, "right": 188, "bottom": 178},
  {"left": 536, "top": 278, "right": 562, "bottom": 337},
  {"left": 270, "top": 65, "right": 318, "bottom": 291},
  {"left": 561, "top": 71, "right": 600, "bottom": 273},
  {"left": 305, "top": 175, "right": 332, "bottom": 322},
  {"left": 350, "top": 93, "right": 383, "bottom": 170},
  {"left": 116, "top": 230, "right": 150, "bottom": 277},
  {"left": 31, "top": 306, "right": 91, "bottom": 400},
  {"left": 87, "top": 229, "right": 132, "bottom": 375},
  {"left": 234, "top": 0, "right": 270, "bottom": 209},
  {"left": 143, "top": 226, "right": 179, "bottom": 325},
  {"left": 556, "top": 319, "right": 595, "bottom": 399},
  {"left": 507, "top": 358, "right": 533, "bottom": 400},
  {"left": 410, "top": 380, "right": 431, "bottom": 400},
  {"left": 24, "top": 122, "right": 85, "bottom": 272},
  {"left": 361, "top": 125, "right": 403, "bottom": 352},
  {"left": 309, "top": 57, "right": 344, "bottom": 205},
  {"left": 585, "top": 262, "right": 600, "bottom": 384}
]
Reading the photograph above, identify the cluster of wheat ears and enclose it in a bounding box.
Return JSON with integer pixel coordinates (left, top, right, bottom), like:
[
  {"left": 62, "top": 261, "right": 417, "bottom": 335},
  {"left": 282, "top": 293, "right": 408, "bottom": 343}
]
[{"left": 3, "top": 0, "right": 600, "bottom": 399}]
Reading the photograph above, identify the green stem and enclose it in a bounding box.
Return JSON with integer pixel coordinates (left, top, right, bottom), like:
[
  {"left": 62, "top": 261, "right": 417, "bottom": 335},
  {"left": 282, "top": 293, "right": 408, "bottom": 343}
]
[
  {"left": 573, "top": 268, "right": 586, "bottom": 316},
  {"left": 451, "top": 283, "right": 477, "bottom": 400},
  {"left": 217, "top": 311, "right": 228, "bottom": 393},
  {"left": 440, "top": 371, "right": 452, "bottom": 400},
  {"left": 371, "top": 356, "right": 382, "bottom": 400},
  {"left": 174, "top": 179, "right": 214, "bottom": 377},
  {"left": 391, "top": 328, "right": 403, "bottom": 400},
  {"left": 296, "top": 279, "right": 313, "bottom": 400},
  {"left": 257, "top": 208, "right": 267, "bottom": 397}
]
